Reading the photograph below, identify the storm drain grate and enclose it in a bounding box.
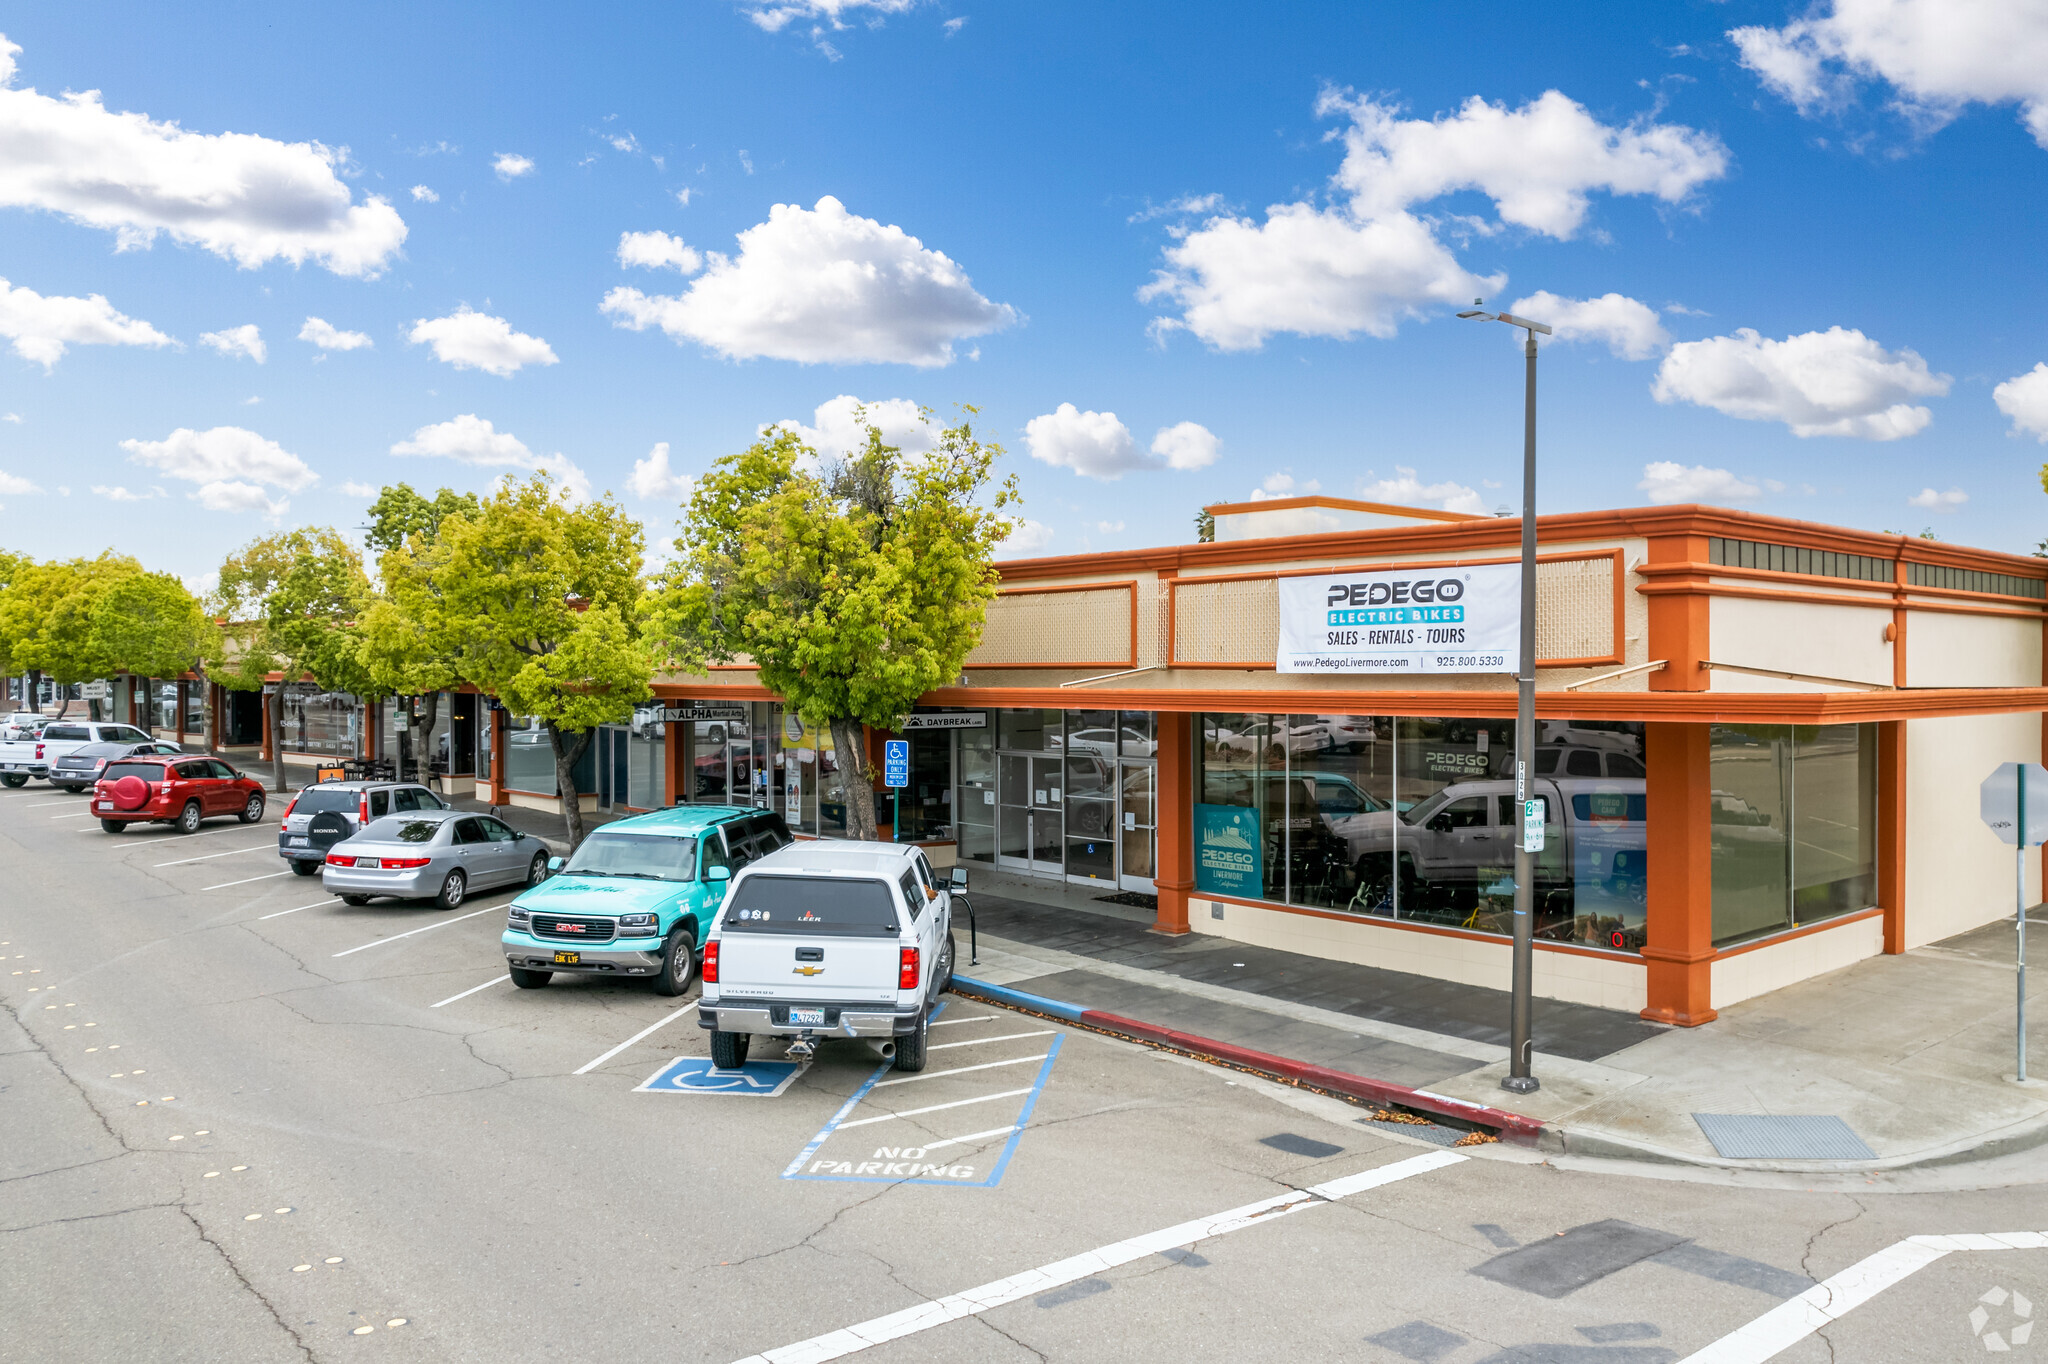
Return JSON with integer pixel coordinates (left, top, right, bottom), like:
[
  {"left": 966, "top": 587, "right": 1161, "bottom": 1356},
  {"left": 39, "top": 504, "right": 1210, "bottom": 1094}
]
[
  {"left": 1692, "top": 1113, "right": 1875, "bottom": 1160},
  {"left": 1358, "top": 1115, "right": 1466, "bottom": 1148}
]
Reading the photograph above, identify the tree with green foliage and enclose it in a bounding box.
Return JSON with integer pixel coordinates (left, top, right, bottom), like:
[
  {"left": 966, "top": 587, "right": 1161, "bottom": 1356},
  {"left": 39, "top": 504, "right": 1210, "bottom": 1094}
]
[
  {"left": 646, "top": 407, "right": 1015, "bottom": 843},
  {"left": 211, "top": 529, "right": 373, "bottom": 792},
  {"left": 357, "top": 483, "right": 483, "bottom": 784},
  {"left": 88, "top": 572, "right": 217, "bottom": 735},
  {"left": 0, "top": 553, "right": 143, "bottom": 717},
  {"left": 364, "top": 482, "right": 482, "bottom": 556},
  {"left": 425, "top": 474, "right": 650, "bottom": 848}
]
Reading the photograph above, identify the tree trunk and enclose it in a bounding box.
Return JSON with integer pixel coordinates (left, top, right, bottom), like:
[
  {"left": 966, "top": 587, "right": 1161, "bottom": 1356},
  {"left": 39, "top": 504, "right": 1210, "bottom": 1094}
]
[
  {"left": 270, "top": 688, "right": 288, "bottom": 793},
  {"left": 548, "top": 723, "right": 594, "bottom": 849},
  {"left": 416, "top": 690, "right": 441, "bottom": 786},
  {"left": 26, "top": 669, "right": 41, "bottom": 714},
  {"left": 829, "top": 715, "right": 879, "bottom": 843},
  {"left": 53, "top": 684, "right": 70, "bottom": 719}
]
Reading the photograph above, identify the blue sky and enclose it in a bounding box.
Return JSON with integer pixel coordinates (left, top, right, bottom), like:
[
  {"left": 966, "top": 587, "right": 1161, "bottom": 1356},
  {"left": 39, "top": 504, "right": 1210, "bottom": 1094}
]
[{"left": 4, "top": 0, "right": 2048, "bottom": 585}]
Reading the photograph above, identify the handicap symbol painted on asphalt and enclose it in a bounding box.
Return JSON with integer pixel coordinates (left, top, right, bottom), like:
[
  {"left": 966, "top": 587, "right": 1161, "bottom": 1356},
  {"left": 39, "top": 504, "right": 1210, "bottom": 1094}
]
[{"left": 637, "top": 1056, "right": 807, "bottom": 1097}]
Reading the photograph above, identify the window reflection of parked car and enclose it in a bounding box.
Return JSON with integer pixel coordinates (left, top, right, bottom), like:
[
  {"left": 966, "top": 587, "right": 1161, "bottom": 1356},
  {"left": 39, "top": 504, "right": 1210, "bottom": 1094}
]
[
  {"left": 1297, "top": 716, "right": 1375, "bottom": 753},
  {"left": 1541, "top": 720, "right": 1643, "bottom": 756},
  {"left": 1212, "top": 718, "right": 1330, "bottom": 756},
  {"left": 1532, "top": 745, "right": 1644, "bottom": 780},
  {"left": 1066, "top": 727, "right": 1154, "bottom": 758}
]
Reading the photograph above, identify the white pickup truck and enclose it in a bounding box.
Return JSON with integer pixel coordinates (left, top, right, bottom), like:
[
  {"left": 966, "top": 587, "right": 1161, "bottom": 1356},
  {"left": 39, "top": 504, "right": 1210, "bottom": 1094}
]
[
  {"left": 698, "top": 841, "right": 957, "bottom": 1073},
  {"left": 0, "top": 720, "right": 157, "bottom": 787}
]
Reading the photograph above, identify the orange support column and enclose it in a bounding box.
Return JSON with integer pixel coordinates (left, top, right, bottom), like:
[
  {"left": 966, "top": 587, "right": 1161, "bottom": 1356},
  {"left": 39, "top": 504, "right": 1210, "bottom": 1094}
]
[
  {"left": 1153, "top": 711, "right": 1192, "bottom": 935},
  {"left": 1879, "top": 720, "right": 1907, "bottom": 954},
  {"left": 1641, "top": 721, "right": 1716, "bottom": 1026},
  {"left": 664, "top": 720, "right": 686, "bottom": 807}
]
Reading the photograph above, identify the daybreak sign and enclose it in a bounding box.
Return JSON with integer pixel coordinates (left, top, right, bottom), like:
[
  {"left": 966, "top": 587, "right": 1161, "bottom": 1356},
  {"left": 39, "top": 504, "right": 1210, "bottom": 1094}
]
[{"left": 1276, "top": 564, "right": 1521, "bottom": 674}]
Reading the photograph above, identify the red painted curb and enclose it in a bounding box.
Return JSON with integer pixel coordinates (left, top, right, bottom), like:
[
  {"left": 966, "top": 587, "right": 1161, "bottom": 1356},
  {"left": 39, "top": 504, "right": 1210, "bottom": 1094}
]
[{"left": 1080, "top": 1008, "right": 1546, "bottom": 1146}]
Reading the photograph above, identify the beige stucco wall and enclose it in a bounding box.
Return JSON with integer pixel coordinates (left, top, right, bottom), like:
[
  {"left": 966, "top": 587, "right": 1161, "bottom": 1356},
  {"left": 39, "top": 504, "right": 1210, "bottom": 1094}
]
[
  {"left": 1708, "top": 591, "right": 1893, "bottom": 686},
  {"left": 1187, "top": 895, "right": 1646, "bottom": 1013},
  {"left": 1711, "top": 913, "right": 1883, "bottom": 1011},
  {"left": 1905, "top": 610, "right": 2042, "bottom": 689},
  {"left": 1905, "top": 711, "right": 2045, "bottom": 949}
]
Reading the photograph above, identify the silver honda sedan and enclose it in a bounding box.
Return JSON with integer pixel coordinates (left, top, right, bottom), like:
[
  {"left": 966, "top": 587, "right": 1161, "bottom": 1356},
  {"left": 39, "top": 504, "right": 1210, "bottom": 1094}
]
[{"left": 322, "top": 810, "right": 551, "bottom": 909}]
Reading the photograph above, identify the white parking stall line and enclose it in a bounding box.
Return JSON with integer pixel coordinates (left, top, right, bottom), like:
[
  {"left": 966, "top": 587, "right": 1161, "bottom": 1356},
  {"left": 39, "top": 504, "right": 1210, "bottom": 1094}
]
[
  {"left": 155, "top": 843, "right": 273, "bottom": 867},
  {"left": 201, "top": 870, "right": 292, "bottom": 891},
  {"left": 928, "top": 1030, "right": 1054, "bottom": 1052},
  {"left": 573, "top": 1004, "right": 698, "bottom": 1075},
  {"left": 732, "top": 1150, "right": 1466, "bottom": 1364},
  {"left": 258, "top": 900, "right": 332, "bottom": 920},
  {"left": 49, "top": 811, "right": 92, "bottom": 820},
  {"left": 1676, "top": 1232, "right": 2048, "bottom": 1364},
  {"left": 835, "top": 1088, "right": 1036, "bottom": 1131},
  {"left": 431, "top": 974, "right": 509, "bottom": 1008},
  {"left": 872, "top": 1054, "right": 1049, "bottom": 1089},
  {"left": 330, "top": 904, "right": 500, "bottom": 958},
  {"left": 23, "top": 799, "right": 82, "bottom": 808},
  {"left": 929, "top": 1014, "right": 1003, "bottom": 1028},
  {"left": 82, "top": 821, "right": 273, "bottom": 840},
  {"left": 914, "top": 1125, "right": 1018, "bottom": 1154}
]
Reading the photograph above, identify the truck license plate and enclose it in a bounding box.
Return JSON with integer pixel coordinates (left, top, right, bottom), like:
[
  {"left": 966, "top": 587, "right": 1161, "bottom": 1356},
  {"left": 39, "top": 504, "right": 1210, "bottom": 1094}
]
[
  {"left": 552, "top": 951, "right": 580, "bottom": 965},
  {"left": 788, "top": 1007, "right": 825, "bottom": 1026},
  {"left": 289, "top": 837, "right": 308, "bottom": 847}
]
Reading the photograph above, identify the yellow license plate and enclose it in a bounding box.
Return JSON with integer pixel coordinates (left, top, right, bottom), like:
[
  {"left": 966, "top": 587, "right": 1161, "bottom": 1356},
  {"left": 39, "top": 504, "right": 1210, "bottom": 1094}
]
[{"left": 552, "top": 951, "right": 580, "bottom": 965}]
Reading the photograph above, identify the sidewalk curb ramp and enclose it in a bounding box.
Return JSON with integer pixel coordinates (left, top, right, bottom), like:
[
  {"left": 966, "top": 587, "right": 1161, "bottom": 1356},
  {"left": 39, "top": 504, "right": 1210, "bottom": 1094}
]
[{"left": 950, "top": 975, "right": 1546, "bottom": 1147}]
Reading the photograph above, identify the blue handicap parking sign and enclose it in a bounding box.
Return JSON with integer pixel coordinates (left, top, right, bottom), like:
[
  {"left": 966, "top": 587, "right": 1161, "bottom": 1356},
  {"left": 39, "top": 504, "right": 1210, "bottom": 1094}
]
[
  {"left": 883, "top": 738, "right": 909, "bottom": 789},
  {"left": 637, "top": 1057, "right": 807, "bottom": 1097}
]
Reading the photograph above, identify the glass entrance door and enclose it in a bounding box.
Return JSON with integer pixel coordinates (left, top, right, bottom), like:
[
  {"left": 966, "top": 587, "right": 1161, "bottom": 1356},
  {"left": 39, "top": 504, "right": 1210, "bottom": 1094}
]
[
  {"left": 997, "top": 753, "right": 1064, "bottom": 874},
  {"left": 1118, "top": 760, "right": 1156, "bottom": 892}
]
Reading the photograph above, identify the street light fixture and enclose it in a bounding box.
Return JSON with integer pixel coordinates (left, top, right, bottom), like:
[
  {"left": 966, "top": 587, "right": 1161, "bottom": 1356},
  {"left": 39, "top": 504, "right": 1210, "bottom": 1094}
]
[{"left": 1457, "top": 299, "right": 1550, "bottom": 1097}]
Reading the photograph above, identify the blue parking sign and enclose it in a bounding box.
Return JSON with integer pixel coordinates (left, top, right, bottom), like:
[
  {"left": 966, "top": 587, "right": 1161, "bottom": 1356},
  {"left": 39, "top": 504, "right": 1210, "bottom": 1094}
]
[
  {"left": 636, "top": 1057, "right": 807, "bottom": 1096},
  {"left": 883, "top": 738, "right": 909, "bottom": 789}
]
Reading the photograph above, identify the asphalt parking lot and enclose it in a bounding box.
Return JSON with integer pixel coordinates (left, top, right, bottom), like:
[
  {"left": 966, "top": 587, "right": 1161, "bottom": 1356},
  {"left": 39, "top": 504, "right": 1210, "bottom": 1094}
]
[{"left": 5, "top": 780, "right": 2047, "bottom": 1363}]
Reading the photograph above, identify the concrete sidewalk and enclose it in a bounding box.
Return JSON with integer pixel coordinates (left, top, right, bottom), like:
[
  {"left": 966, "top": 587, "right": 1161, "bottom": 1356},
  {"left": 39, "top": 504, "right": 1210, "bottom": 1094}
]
[{"left": 956, "top": 871, "right": 2048, "bottom": 1172}]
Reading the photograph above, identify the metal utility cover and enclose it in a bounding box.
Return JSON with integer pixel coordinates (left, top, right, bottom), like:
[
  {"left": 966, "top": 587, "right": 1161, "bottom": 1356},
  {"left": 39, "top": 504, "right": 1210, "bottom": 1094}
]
[
  {"left": 1469, "top": 1220, "right": 1689, "bottom": 1299},
  {"left": 1691, "top": 1113, "right": 1875, "bottom": 1160}
]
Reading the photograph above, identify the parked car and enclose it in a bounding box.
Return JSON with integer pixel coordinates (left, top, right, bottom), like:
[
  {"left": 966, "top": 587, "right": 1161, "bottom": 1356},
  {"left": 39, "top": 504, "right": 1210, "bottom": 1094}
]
[
  {"left": 697, "top": 840, "right": 957, "bottom": 1072},
  {"left": 1066, "top": 726, "right": 1155, "bottom": 758},
  {"left": 92, "top": 756, "right": 266, "bottom": 833},
  {"left": 1, "top": 711, "right": 48, "bottom": 741},
  {"left": 1210, "top": 718, "right": 1331, "bottom": 756},
  {"left": 1, "top": 720, "right": 157, "bottom": 786},
  {"left": 277, "top": 780, "right": 450, "bottom": 875},
  {"left": 322, "top": 809, "right": 550, "bottom": 909},
  {"left": 501, "top": 804, "right": 795, "bottom": 995},
  {"left": 48, "top": 739, "right": 186, "bottom": 792}
]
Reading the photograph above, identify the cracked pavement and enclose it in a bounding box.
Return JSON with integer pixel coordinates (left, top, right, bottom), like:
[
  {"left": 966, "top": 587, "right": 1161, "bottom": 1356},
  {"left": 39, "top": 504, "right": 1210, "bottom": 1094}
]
[{"left": 3, "top": 787, "right": 2044, "bottom": 1363}]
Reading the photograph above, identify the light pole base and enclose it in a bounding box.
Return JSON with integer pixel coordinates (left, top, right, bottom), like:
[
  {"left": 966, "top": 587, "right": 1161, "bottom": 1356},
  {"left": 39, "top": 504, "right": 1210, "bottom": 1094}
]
[{"left": 1500, "top": 1075, "right": 1540, "bottom": 1096}]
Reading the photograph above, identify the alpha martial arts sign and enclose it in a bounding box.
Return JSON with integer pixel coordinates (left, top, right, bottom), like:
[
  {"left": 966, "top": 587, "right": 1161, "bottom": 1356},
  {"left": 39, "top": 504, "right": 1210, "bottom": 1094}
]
[{"left": 1275, "top": 563, "right": 1521, "bottom": 674}]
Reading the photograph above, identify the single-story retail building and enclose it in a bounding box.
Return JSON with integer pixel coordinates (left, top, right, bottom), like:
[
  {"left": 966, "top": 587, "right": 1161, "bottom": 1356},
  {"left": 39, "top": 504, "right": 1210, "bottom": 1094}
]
[{"left": 654, "top": 497, "right": 2048, "bottom": 1026}]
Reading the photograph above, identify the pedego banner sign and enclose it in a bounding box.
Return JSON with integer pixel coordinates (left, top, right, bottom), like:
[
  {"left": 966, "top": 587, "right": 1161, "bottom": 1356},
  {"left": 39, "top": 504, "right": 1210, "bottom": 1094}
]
[{"left": 1276, "top": 563, "right": 1520, "bottom": 674}]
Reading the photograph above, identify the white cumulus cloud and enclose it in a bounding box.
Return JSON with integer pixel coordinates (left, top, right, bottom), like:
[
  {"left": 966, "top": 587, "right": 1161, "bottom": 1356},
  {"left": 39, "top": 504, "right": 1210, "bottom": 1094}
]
[
  {"left": 772, "top": 395, "right": 936, "bottom": 459},
  {"left": 1637, "top": 461, "right": 1763, "bottom": 506},
  {"left": 389, "top": 413, "right": 589, "bottom": 502},
  {"left": 1651, "top": 326, "right": 1950, "bottom": 439},
  {"left": 1732, "top": 0, "right": 2048, "bottom": 148},
  {"left": 1509, "top": 291, "right": 1670, "bottom": 361},
  {"left": 1025, "top": 404, "right": 1144, "bottom": 480},
  {"left": 996, "top": 517, "right": 1054, "bottom": 558},
  {"left": 192, "top": 480, "right": 287, "bottom": 518},
  {"left": 410, "top": 184, "right": 438, "bottom": 203},
  {"left": 601, "top": 195, "right": 1016, "bottom": 367},
  {"left": 91, "top": 484, "right": 160, "bottom": 502},
  {"left": 1994, "top": 362, "right": 2048, "bottom": 441},
  {"left": 1357, "top": 466, "right": 1486, "bottom": 515},
  {"left": 1150, "top": 421, "right": 1221, "bottom": 471},
  {"left": 1142, "top": 89, "right": 1727, "bottom": 350},
  {"left": 299, "top": 316, "right": 372, "bottom": 351},
  {"left": 121, "top": 426, "right": 316, "bottom": 497},
  {"left": 337, "top": 479, "right": 377, "bottom": 497},
  {"left": 408, "top": 306, "right": 558, "bottom": 376},
  {"left": 1907, "top": 486, "right": 1968, "bottom": 512},
  {"left": 743, "top": 0, "right": 916, "bottom": 32},
  {"left": 390, "top": 413, "right": 534, "bottom": 466},
  {"left": 199, "top": 324, "right": 265, "bottom": 363},
  {"left": 0, "top": 468, "right": 40, "bottom": 495},
  {"left": 628, "top": 441, "right": 694, "bottom": 500},
  {"left": 493, "top": 153, "right": 534, "bottom": 180},
  {"left": 0, "top": 35, "right": 405, "bottom": 275},
  {"left": 617, "top": 229, "right": 702, "bottom": 273},
  {"left": 0, "top": 275, "right": 171, "bottom": 368}
]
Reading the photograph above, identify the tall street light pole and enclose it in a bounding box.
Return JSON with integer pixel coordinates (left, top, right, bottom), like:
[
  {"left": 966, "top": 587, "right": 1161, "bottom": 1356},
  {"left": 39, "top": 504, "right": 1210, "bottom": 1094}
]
[{"left": 1457, "top": 301, "right": 1551, "bottom": 1096}]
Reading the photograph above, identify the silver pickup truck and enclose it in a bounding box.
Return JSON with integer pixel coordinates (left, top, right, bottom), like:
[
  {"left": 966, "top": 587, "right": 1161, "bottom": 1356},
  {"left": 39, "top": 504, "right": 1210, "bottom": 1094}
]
[
  {"left": 697, "top": 841, "right": 957, "bottom": 1073},
  {"left": 0, "top": 720, "right": 157, "bottom": 787}
]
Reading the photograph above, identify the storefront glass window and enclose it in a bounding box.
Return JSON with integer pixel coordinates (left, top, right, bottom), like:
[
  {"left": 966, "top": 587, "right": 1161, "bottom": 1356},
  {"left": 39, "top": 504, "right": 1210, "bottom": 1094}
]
[
  {"left": 957, "top": 724, "right": 996, "bottom": 866},
  {"left": 477, "top": 706, "right": 494, "bottom": 781},
  {"left": 627, "top": 702, "right": 667, "bottom": 809},
  {"left": 1120, "top": 710, "right": 1155, "bottom": 758},
  {"left": 504, "top": 716, "right": 555, "bottom": 793},
  {"left": 150, "top": 679, "right": 179, "bottom": 733},
  {"left": 1195, "top": 714, "right": 1649, "bottom": 954},
  {"left": 998, "top": 708, "right": 1060, "bottom": 752},
  {"left": 1710, "top": 723, "right": 1876, "bottom": 946},
  {"left": 183, "top": 682, "right": 205, "bottom": 735},
  {"left": 279, "top": 684, "right": 361, "bottom": 756}
]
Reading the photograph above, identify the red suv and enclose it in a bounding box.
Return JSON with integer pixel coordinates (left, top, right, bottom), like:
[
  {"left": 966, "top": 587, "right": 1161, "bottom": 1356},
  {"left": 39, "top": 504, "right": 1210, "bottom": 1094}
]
[{"left": 94, "top": 756, "right": 268, "bottom": 834}]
